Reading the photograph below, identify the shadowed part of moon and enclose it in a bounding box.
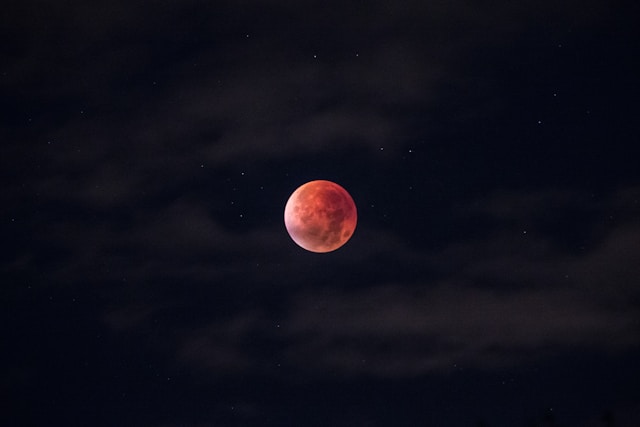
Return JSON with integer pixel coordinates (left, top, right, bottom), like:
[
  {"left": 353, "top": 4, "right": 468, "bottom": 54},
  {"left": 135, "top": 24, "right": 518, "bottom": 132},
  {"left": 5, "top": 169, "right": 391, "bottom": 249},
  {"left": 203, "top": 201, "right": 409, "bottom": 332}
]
[{"left": 284, "top": 180, "right": 357, "bottom": 253}]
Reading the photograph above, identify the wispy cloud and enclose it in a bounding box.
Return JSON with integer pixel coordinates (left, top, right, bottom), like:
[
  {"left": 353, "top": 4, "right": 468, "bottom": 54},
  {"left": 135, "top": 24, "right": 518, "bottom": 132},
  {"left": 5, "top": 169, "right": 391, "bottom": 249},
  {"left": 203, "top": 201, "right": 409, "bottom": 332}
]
[{"left": 155, "top": 187, "right": 640, "bottom": 378}]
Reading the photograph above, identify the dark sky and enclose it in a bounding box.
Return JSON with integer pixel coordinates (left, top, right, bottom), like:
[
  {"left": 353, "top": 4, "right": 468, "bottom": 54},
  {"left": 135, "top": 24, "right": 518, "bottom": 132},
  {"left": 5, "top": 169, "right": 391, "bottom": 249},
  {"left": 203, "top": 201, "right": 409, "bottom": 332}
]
[{"left": 3, "top": 1, "right": 640, "bottom": 426}]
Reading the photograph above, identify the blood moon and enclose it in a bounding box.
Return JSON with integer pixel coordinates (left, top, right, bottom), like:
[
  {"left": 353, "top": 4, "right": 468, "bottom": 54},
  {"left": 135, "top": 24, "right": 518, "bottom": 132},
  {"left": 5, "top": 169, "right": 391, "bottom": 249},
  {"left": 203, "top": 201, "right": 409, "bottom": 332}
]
[{"left": 284, "top": 180, "right": 357, "bottom": 253}]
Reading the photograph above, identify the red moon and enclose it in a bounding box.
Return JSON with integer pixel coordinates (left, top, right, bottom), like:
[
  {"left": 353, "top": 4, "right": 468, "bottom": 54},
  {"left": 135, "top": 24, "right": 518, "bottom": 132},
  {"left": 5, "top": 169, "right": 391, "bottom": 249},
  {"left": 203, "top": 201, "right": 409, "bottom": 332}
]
[{"left": 284, "top": 180, "right": 357, "bottom": 253}]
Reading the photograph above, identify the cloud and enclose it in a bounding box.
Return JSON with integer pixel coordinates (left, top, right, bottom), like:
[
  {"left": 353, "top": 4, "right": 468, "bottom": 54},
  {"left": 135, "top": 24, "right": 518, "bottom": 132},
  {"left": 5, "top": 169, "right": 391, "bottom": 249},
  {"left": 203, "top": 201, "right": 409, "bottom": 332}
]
[
  {"left": 3, "top": 0, "right": 611, "bottom": 187},
  {"left": 4, "top": 0, "right": 632, "bottom": 384},
  {"left": 164, "top": 187, "right": 640, "bottom": 378},
  {"left": 281, "top": 282, "right": 637, "bottom": 377},
  {"left": 13, "top": 172, "right": 636, "bottom": 379}
]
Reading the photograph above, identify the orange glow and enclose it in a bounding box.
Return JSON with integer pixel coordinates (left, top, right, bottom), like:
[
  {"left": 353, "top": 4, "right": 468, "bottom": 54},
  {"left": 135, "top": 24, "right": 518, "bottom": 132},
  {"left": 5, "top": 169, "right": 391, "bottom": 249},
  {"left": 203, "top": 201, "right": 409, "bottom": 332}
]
[{"left": 284, "top": 180, "right": 357, "bottom": 253}]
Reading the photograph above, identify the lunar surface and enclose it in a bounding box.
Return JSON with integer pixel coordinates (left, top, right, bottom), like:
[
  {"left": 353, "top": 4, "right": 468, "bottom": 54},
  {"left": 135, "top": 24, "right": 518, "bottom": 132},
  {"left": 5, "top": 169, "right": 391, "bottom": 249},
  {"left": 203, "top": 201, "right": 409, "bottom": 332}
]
[{"left": 284, "top": 180, "right": 357, "bottom": 253}]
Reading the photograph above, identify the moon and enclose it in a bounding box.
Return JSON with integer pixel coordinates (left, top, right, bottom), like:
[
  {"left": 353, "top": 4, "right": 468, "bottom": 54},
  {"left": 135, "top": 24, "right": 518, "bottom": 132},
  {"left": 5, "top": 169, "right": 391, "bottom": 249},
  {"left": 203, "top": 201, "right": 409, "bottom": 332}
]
[{"left": 284, "top": 180, "right": 357, "bottom": 253}]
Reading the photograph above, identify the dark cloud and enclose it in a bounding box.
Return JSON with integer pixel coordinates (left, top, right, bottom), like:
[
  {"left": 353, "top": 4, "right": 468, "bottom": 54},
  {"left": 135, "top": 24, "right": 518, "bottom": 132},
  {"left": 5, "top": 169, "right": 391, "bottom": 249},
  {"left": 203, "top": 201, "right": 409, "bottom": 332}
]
[
  {"left": 84, "top": 186, "right": 639, "bottom": 380},
  {"left": 4, "top": 1, "right": 639, "bottom": 426}
]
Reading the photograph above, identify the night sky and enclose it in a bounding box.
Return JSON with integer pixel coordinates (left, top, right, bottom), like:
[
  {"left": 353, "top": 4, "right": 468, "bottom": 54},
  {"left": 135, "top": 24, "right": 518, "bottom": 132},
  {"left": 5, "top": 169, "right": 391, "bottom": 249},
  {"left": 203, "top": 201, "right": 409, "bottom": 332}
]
[{"left": 3, "top": 1, "right": 640, "bottom": 426}]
